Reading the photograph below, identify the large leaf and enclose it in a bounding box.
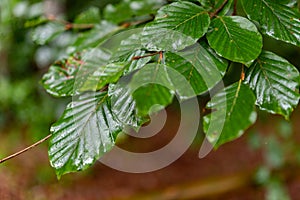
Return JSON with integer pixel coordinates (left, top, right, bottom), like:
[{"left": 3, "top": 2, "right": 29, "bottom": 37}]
[
  {"left": 49, "top": 92, "right": 122, "bottom": 178},
  {"left": 203, "top": 81, "right": 257, "bottom": 147},
  {"left": 244, "top": 51, "right": 300, "bottom": 119},
  {"left": 129, "top": 63, "right": 174, "bottom": 116},
  {"left": 206, "top": 16, "right": 263, "bottom": 65},
  {"left": 241, "top": 0, "right": 300, "bottom": 46},
  {"left": 165, "top": 42, "right": 228, "bottom": 99},
  {"left": 142, "top": 1, "right": 210, "bottom": 51}
]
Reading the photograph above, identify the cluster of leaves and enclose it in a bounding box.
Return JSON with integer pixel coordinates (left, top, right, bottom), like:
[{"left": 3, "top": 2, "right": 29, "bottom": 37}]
[{"left": 32, "top": 0, "right": 300, "bottom": 177}]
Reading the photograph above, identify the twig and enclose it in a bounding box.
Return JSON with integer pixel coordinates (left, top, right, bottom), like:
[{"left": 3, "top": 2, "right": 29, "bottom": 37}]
[
  {"left": 47, "top": 14, "right": 94, "bottom": 30},
  {"left": 209, "top": 0, "right": 228, "bottom": 18},
  {"left": 232, "top": 0, "right": 238, "bottom": 16},
  {"left": 132, "top": 52, "right": 162, "bottom": 60},
  {"left": 0, "top": 134, "right": 52, "bottom": 164}
]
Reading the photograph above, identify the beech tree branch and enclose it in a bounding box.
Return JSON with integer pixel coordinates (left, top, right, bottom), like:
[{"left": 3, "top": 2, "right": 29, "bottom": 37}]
[{"left": 0, "top": 134, "right": 52, "bottom": 164}]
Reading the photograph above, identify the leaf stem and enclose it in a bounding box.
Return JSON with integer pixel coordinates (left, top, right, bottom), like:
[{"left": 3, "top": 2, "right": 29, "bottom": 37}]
[
  {"left": 0, "top": 134, "right": 52, "bottom": 164},
  {"left": 241, "top": 65, "right": 245, "bottom": 81},
  {"left": 232, "top": 0, "right": 238, "bottom": 16},
  {"left": 209, "top": 0, "right": 228, "bottom": 18}
]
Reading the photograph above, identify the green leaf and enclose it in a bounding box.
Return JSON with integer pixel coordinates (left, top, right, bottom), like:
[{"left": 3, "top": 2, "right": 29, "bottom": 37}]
[
  {"left": 74, "top": 6, "right": 101, "bottom": 24},
  {"left": 165, "top": 41, "right": 228, "bottom": 99},
  {"left": 76, "top": 48, "right": 127, "bottom": 92},
  {"left": 42, "top": 48, "right": 124, "bottom": 96},
  {"left": 203, "top": 81, "right": 257, "bottom": 147},
  {"left": 69, "top": 21, "right": 119, "bottom": 54},
  {"left": 142, "top": 1, "right": 210, "bottom": 51},
  {"left": 244, "top": 51, "right": 300, "bottom": 119},
  {"left": 49, "top": 92, "right": 122, "bottom": 178},
  {"left": 79, "top": 62, "right": 126, "bottom": 92},
  {"left": 241, "top": 0, "right": 300, "bottom": 46},
  {"left": 41, "top": 55, "right": 80, "bottom": 97},
  {"left": 206, "top": 16, "right": 263, "bottom": 65},
  {"left": 130, "top": 63, "right": 174, "bottom": 116},
  {"left": 31, "top": 22, "right": 65, "bottom": 45}
]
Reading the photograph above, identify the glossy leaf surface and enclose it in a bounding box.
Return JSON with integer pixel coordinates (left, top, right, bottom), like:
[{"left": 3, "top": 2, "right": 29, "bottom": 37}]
[
  {"left": 241, "top": 0, "right": 300, "bottom": 46},
  {"left": 142, "top": 1, "right": 210, "bottom": 51},
  {"left": 207, "top": 16, "right": 262, "bottom": 65},
  {"left": 165, "top": 42, "right": 228, "bottom": 99},
  {"left": 245, "top": 51, "right": 300, "bottom": 119},
  {"left": 203, "top": 81, "right": 257, "bottom": 147},
  {"left": 41, "top": 56, "right": 80, "bottom": 97},
  {"left": 49, "top": 92, "right": 122, "bottom": 178},
  {"left": 109, "top": 82, "right": 143, "bottom": 129}
]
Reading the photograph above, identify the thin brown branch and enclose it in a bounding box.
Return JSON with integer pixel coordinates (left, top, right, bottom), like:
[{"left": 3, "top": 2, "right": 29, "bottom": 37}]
[
  {"left": 0, "top": 134, "right": 52, "bottom": 164},
  {"left": 65, "top": 23, "right": 95, "bottom": 30},
  {"left": 121, "top": 15, "right": 155, "bottom": 28},
  {"left": 209, "top": 0, "right": 229, "bottom": 18},
  {"left": 232, "top": 0, "right": 238, "bottom": 16},
  {"left": 132, "top": 52, "right": 162, "bottom": 60},
  {"left": 47, "top": 15, "right": 94, "bottom": 30}
]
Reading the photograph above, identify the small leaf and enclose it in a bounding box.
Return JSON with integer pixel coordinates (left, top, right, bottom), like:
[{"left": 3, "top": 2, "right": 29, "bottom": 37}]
[
  {"left": 203, "top": 81, "right": 257, "bottom": 147},
  {"left": 142, "top": 1, "right": 210, "bottom": 51},
  {"left": 41, "top": 55, "right": 80, "bottom": 97},
  {"left": 130, "top": 63, "right": 174, "bottom": 116},
  {"left": 49, "top": 92, "right": 122, "bottom": 178},
  {"left": 206, "top": 16, "right": 263, "bottom": 65},
  {"left": 31, "top": 22, "right": 65, "bottom": 45},
  {"left": 241, "top": 0, "right": 300, "bottom": 46},
  {"left": 42, "top": 48, "right": 124, "bottom": 96},
  {"left": 244, "top": 51, "right": 300, "bottom": 119},
  {"left": 74, "top": 6, "right": 101, "bottom": 24},
  {"left": 165, "top": 42, "right": 228, "bottom": 99}
]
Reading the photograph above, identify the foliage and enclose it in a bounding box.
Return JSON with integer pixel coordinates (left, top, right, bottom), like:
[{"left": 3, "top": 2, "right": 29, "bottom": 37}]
[{"left": 26, "top": 0, "right": 300, "bottom": 178}]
